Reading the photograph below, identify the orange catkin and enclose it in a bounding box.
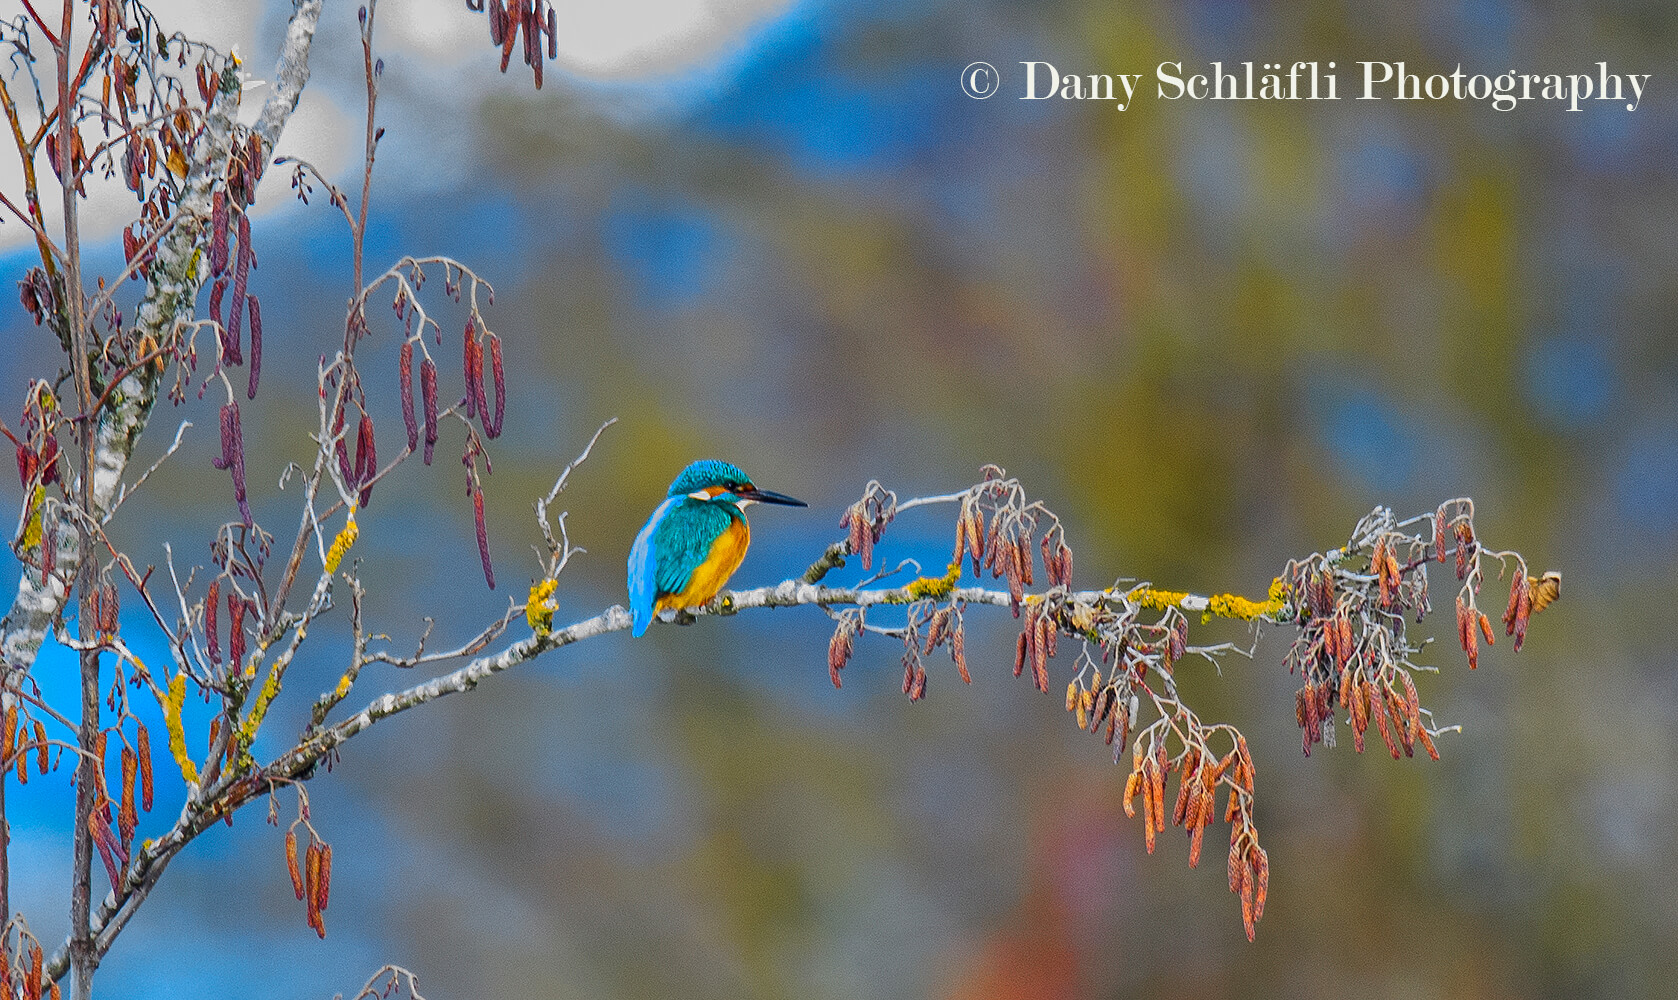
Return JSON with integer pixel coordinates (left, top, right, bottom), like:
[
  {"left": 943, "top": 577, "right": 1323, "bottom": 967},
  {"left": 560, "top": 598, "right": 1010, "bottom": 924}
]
[
  {"left": 1140, "top": 765, "right": 1156, "bottom": 853},
  {"left": 1251, "top": 846, "right": 1270, "bottom": 922},
  {"left": 286, "top": 830, "right": 304, "bottom": 899},
  {"left": 1503, "top": 567, "right": 1525, "bottom": 636},
  {"left": 1240, "top": 861, "right": 1256, "bottom": 941},
  {"left": 136, "top": 723, "right": 153, "bottom": 811},
  {"left": 304, "top": 841, "right": 323, "bottom": 935},
  {"left": 316, "top": 844, "right": 333, "bottom": 913},
  {"left": 119, "top": 747, "right": 137, "bottom": 846},
  {"left": 1150, "top": 754, "right": 1168, "bottom": 834},
  {"left": 1417, "top": 724, "right": 1440, "bottom": 761},
  {"left": 33, "top": 721, "right": 47, "bottom": 775}
]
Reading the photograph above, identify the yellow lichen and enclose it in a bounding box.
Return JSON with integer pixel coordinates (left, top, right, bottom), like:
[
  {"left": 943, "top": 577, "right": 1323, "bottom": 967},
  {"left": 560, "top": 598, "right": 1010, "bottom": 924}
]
[
  {"left": 324, "top": 509, "right": 358, "bottom": 573},
  {"left": 1130, "top": 587, "right": 1190, "bottom": 611},
  {"left": 1204, "top": 577, "right": 1288, "bottom": 622},
  {"left": 237, "top": 661, "right": 285, "bottom": 748},
  {"left": 526, "top": 578, "right": 558, "bottom": 634},
  {"left": 161, "top": 673, "right": 199, "bottom": 785},
  {"left": 905, "top": 560, "right": 962, "bottom": 600},
  {"left": 19, "top": 485, "right": 44, "bottom": 552}
]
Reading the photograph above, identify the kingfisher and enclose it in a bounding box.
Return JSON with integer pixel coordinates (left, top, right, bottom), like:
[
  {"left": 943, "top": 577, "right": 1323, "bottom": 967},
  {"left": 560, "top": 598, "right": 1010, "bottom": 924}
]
[{"left": 628, "top": 460, "right": 807, "bottom": 637}]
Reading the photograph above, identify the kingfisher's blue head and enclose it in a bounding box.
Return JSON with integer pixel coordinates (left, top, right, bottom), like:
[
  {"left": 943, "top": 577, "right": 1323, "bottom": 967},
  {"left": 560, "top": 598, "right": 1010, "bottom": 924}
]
[{"left": 665, "top": 460, "right": 807, "bottom": 508}]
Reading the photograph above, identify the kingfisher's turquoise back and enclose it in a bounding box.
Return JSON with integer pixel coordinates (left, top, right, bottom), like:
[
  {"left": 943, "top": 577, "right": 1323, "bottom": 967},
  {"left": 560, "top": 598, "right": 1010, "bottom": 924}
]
[{"left": 628, "top": 497, "right": 743, "bottom": 636}]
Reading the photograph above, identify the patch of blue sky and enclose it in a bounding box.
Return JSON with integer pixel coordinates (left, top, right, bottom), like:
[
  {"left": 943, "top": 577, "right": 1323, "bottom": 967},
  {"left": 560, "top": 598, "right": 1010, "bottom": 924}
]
[
  {"left": 1523, "top": 333, "right": 1614, "bottom": 429},
  {"left": 1613, "top": 421, "right": 1678, "bottom": 536},
  {"left": 601, "top": 188, "right": 736, "bottom": 310},
  {"left": 686, "top": 6, "right": 952, "bottom": 176},
  {"left": 1314, "top": 386, "right": 1421, "bottom": 496}
]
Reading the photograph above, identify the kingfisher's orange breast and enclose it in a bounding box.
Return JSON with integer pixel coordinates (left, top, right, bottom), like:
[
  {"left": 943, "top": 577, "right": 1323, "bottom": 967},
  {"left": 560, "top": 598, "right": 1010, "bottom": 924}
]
[{"left": 655, "top": 516, "right": 751, "bottom": 613}]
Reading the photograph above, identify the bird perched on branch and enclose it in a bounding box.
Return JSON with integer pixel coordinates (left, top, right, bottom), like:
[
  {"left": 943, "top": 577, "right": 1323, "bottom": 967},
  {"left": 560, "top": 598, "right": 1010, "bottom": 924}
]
[{"left": 629, "top": 460, "right": 807, "bottom": 637}]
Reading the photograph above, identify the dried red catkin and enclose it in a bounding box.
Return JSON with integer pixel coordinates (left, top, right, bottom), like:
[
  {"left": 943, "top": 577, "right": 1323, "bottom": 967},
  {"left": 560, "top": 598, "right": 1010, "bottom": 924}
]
[
  {"left": 248, "top": 132, "right": 267, "bottom": 186},
  {"left": 285, "top": 828, "right": 304, "bottom": 899},
  {"left": 212, "top": 402, "right": 234, "bottom": 470},
  {"left": 421, "top": 358, "right": 439, "bottom": 464},
  {"left": 332, "top": 404, "right": 354, "bottom": 487},
  {"left": 206, "top": 579, "right": 221, "bottom": 664},
  {"left": 228, "top": 402, "right": 251, "bottom": 524},
  {"left": 471, "top": 342, "right": 489, "bottom": 422},
  {"left": 228, "top": 592, "right": 247, "bottom": 670},
  {"left": 99, "top": 582, "right": 119, "bottom": 633},
  {"left": 500, "top": 0, "right": 518, "bottom": 71},
  {"left": 524, "top": 1, "right": 537, "bottom": 66},
  {"left": 304, "top": 840, "right": 322, "bottom": 935},
  {"left": 355, "top": 414, "right": 377, "bottom": 508},
  {"left": 225, "top": 212, "right": 251, "bottom": 364},
  {"left": 488, "top": 0, "right": 504, "bottom": 45},
  {"left": 399, "top": 340, "right": 418, "bottom": 450},
  {"left": 316, "top": 843, "right": 332, "bottom": 911},
  {"left": 463, "top": 318, "right": 479, "bottom": 419},
  {"left": 474, "top": 483, "right": 495, "bottom": 589},
  {"left": 209, "top": 189, "right": 228, "bottom": 275},
  {"left": 136, "top": 723, "right": 153, "bottom": 810},
  {"left": 547, "top": 4, "right": 557, "bottom": 59},
  {"left": 208, "top": 277, "right": 226, "bottom": 355},
  {"left": 119, "top": 747, "right": 137, "bottom": 844},
  {"left": 485, "top": 334, "right": 505, "bottom": 438},
  {"left": 246, "top": 295, "right": 262, "bottom": 398}
]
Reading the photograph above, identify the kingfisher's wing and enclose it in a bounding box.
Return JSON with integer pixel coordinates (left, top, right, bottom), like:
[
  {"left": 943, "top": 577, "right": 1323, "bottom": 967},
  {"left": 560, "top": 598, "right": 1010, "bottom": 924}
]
[
  {"left": 650, "top": 500, "right": 735, "bottom": 596},
  {"left": 628, "top": 498, "right": 678, "bottom": 637}
]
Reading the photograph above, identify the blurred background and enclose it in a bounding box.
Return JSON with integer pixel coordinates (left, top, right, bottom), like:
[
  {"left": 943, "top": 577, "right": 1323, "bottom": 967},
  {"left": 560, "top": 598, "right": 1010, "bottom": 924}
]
[{"left": 2, "top": 0, "right": 1676, "bottom": 996}]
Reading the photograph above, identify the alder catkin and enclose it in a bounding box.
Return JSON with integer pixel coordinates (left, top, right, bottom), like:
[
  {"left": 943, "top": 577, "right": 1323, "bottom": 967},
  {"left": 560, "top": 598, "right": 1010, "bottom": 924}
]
[
  {"left": 285, "top": 829, "right": 304, "bottom": 899},
  {"left": 399, "top": 340, "right": 418, "bottom": 450},
  {"left": 355, "top": 413, "right": 376, "bottom": 508},
  {"left": 246, "top": 295, "right": 262, "bottom": 398},
  {"left": 474, "top": 484, "right": 495, "bottom": 589},
  {"left": 421, "top": 358, "right": 439, "bottom": 465},
  {"left": 316, "top": 844, "right": 333, "bottom": 912},
  {"left": 119, "top": 747, "right": 137, "bottom": 846},
  {"left": 485, "top": 333, "right": 505, "bottom": 438},
  {"left": 208, "top": 278, "right": 226, "bottom": 357},
  {"left": 226, "top": 211, "right": 250, "bottom": 363},
  {"left": 137, "top": 723, "right": 153, "bottom": 810},
  {"left": 209, "top": 189, "right": 228, "bottom": 275},
  {"left": 206, "top": 578, "right": 221, "bottom": 664},
  {"left": 228, "top": 593, "right": 247, "bottom": 671},
  {"left": 463, "top": 318, "right": 480, "bottom": 419},
  {"left": 228, "top": 402, "right": 251, "bottom": 524}
]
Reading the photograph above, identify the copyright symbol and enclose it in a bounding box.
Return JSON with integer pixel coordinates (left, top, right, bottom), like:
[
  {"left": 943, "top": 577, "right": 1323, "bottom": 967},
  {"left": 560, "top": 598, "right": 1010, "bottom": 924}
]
[{"left": 961, "top": 61, "right": 1000, "bottom": 99}]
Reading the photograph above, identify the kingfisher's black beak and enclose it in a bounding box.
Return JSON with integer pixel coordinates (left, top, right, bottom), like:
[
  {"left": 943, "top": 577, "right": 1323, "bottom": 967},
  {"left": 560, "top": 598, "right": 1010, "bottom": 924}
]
[{"left": 737, "top": 486, "right": 807, "bottom": 507}]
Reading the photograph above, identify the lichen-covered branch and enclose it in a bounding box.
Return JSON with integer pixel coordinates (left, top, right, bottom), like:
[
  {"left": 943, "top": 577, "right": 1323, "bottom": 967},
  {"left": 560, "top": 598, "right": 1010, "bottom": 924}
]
[{"left": 1, "top": 0, "right": 321, "bottom": 679}]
